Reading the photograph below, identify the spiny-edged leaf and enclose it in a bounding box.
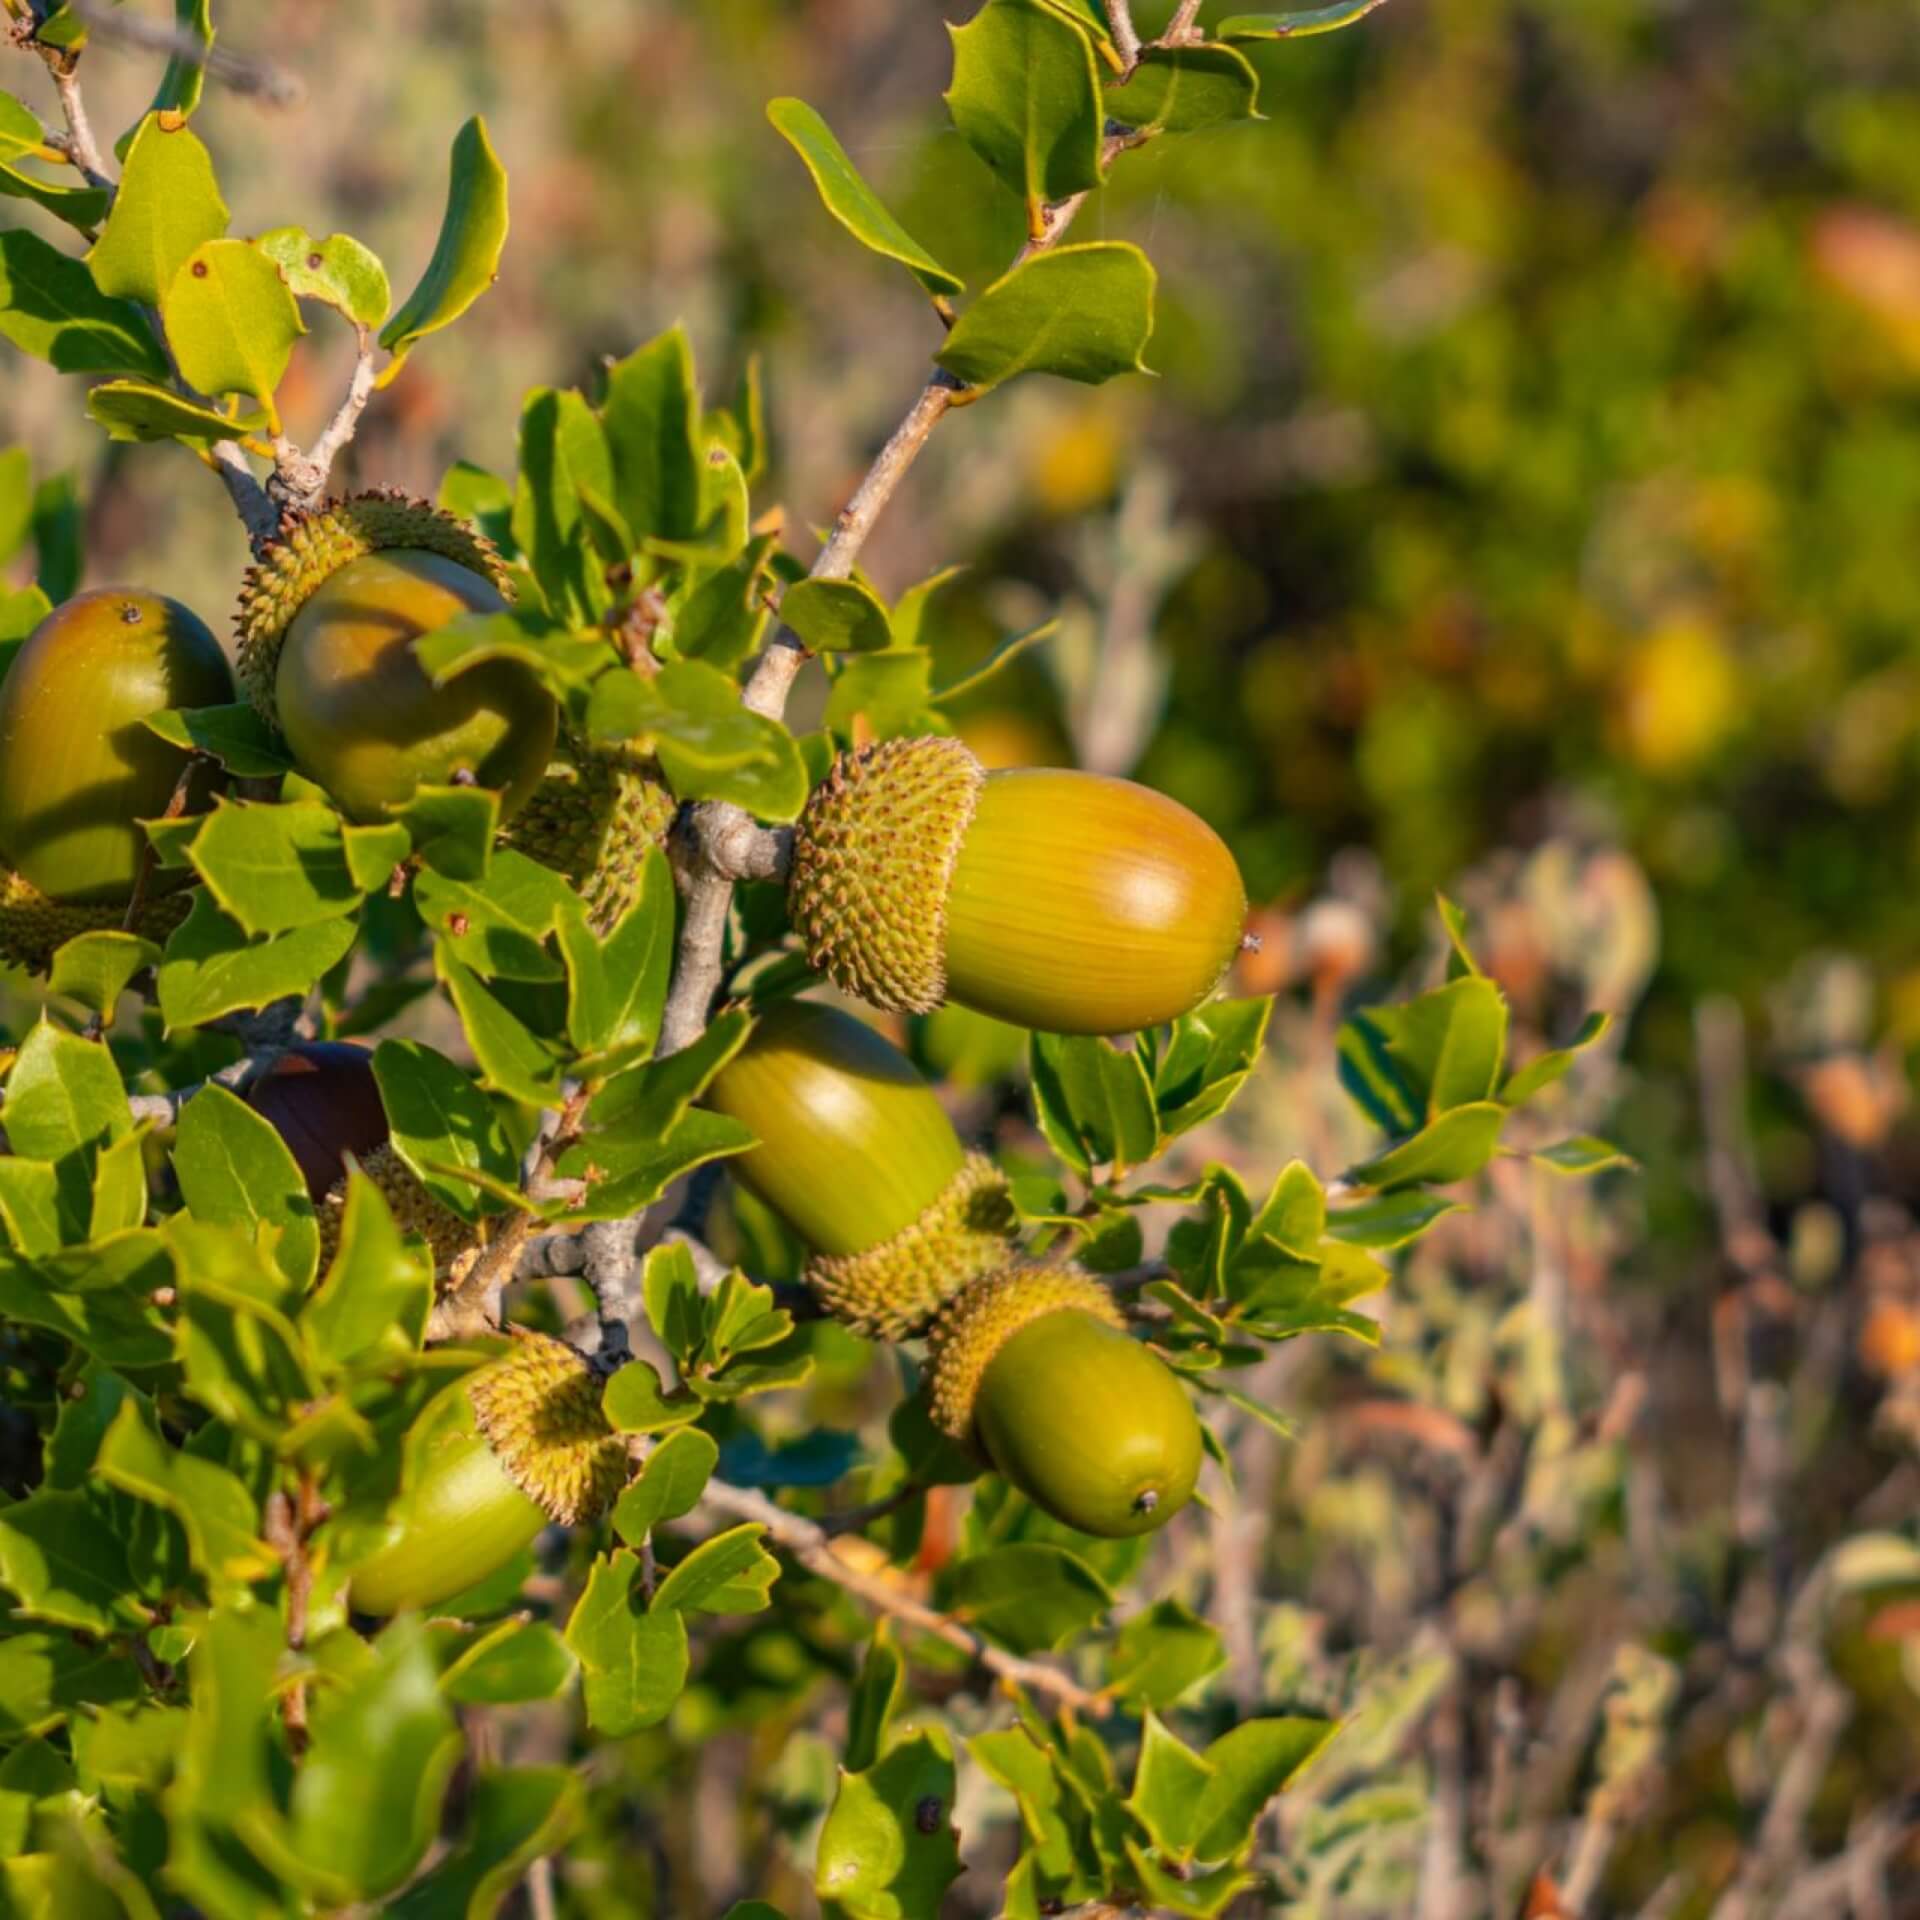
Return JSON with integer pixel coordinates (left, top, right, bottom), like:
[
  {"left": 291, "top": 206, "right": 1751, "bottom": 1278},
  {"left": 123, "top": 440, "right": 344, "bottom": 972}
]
[
  {"left": 601, "top": 1358, "right": 703, "bottom": 1437},
  {"left": 2, "top": 1018, "right": 130, "bottom": 1161},
  {"left": 143, "top": 701, "right": 292, "bottom": 777},
  {"left": 0, "top": 1489, "right": 148, "bottom": 1634},
  {"left": 157, "top": 893, "right": 359, "bottom": 1031},
  {"left": 95, "top": 1397, "right": 276, "bottom": 1595},
  {"left": 1434, "top": 891, "right": 1482, "bottom": 978},
  {"left": 613, "top": 1426, "right": 719, "bottom": 1546},
  {"left": 0, "top": 1630, "right": 143, "bottom": 1741},
  {"left": 560, "top": 846, "right": 676, "bottom": 1063},
  {"left": 149, "top": 0, "right": 215, "bottom": 120},
  {"left": 1029, "top": 1030, "right": 1161, "bottom": 1175},
  {"left": 1192, "top": 1716, "right": 1340, "bottom": 1860},
  {"left": 0, "top": 229, "right": 165, "bottom": 376},
  {"left": 937, "top": 1542, "right": 1112, "bottom": 1654},
  {"left": 1502, "top": 1011, "right": 1613, "bottom": 1106},
  {"left": 1250, "top": 1159, "right": 1325, "bottom": 1258},
  {"left": 602, "top": 324, "right": 703, "bottom": 546},
  {"left": 172, "top": 1083, "right": 319, "bottom": 1286},
  {"left": 781, "top": 575, "right": 893, "bottom": 653},
  {"left": 1154, "top": 995, "right": 1274, "bottom": 1140},
  {"left": 387, "top": 1768, "right": 584, "bottom": 1920},
  {"left": 1533, "top": 1135, "right": 1636, "bottom": 1178},
  {"left": 767, "top": 97, "right": 963, "bottom": 296},
  {"left": 380, "top": 116, "right": 508, "bottom": 377},
  {"left": 304, "top": 1169, "right": 434, "bottom": 1368},
  {"left": 162, "top": 237, "right": 305, "bottom": 420},
  {"left": 0, "top": 1156, "right": 69, "bottom": 1254},
  {"left": 1107, "top": 44, "right": 1263, "bottom": 135},
  {"left": 1219, "top": 0, "right": 1393, "bottom": 37},
  {"left": 564, "top": 1549, "right": 691, "bottom": 1735},
  {"left": 45, "top": 930, "right": 161, "bottom": 1019},
  {"left": 936, "top": 242, "right": 1156, "bottom": 391},
  {"left": 1121, "top": 1845, "right": 1253, "bottom": 1918},
  {"left": 1350, "top": 1101, "right": 1507, "bottom": 1191},
  {"left": 970, "top": 1725, "right": 1099, "bottom": 1895},
  {"left": 651, "top": 1521, "right": 779, "bottom": 1615},
  {"left": 945, "top": 0, "right": 1105, "bottom": 219},
  {"left": 389, "top": 785, "right": 501, "bottom": 884},
  {"left": 845, "top": 1622, "right": 906, "bottom": 1773},
  {"left": 1128, "top": 1712, "right": 1215, "bottom": 1857},
  {"left": 168, "top": 1218, "right": 316, "bottom": 1439},
  {"left": 513, "top": 386, "right": 617, "bottom": 622},
  {"left": 435, "top": 950, "right": 566, "bottom": 1107},
  {"left": 372, "top": 1039, "right": 518, "bottom": 1223},
  {"left": 88, "top": 378, "right": 269, "bottom": 448},
  {"left": 88, "top": 111, "right": 227, "bottom": 304},
  {"left": 255, "top": 225, "right": 390, "bottom": 329},
  {"left": 815, "top": 1731, "right": 962, "bottom": 1920},
  {"left": 288, "top": 1615, "right": 462, "bottom": 1902},
  {"left": 1106, "top": 1598, "right": 1228, "bottom": 1709},
  {"left": 0, "top": 1245, "right": 171, "bottom": 1368},
  {"left": 187, "top": 800, "right": 370, "bottom": 934}
]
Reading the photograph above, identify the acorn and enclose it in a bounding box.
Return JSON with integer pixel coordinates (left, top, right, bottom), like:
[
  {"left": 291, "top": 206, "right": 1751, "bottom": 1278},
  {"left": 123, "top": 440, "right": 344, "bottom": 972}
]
[
  {"left": 0, "top": 588, "right": 232, "bottom": 972},
  {"left": 500, "top": 726, "right": 677, "bottom": 931},
  {"left": 787, "top": 738, "right": 1248, "bottom": 1035},
  {"left": 702, "top": 999, "right": 1017, "bottom": 1338},
  {"left": 233, "top": 491, "right": 556, "bottom": 824},
  {"left": 926, "top": 1264, "right": 1202, "bottom": 1537},
  {"left": 349, "top": 1331, "right": 630, "bottom": 1616},
  {"left": 242, "top": 1040, "right": 484, "bottom": 1285}
]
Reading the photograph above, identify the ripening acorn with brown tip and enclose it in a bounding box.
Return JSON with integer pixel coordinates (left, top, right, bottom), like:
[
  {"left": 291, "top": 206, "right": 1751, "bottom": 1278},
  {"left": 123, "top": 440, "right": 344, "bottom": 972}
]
[
  {"left": 787, "top": 736, "right": 1248, "bottom": 1035},
  {"left": 0, "top": 587, "right": 233, "bottom": 973}
]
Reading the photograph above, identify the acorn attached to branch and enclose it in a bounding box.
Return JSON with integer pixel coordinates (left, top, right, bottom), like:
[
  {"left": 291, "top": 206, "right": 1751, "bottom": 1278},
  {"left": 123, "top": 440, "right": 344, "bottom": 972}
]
[
  {"left": 500, "top": 726, "right": 678, "bottom": 932},
  {"left": 703, "top": 999, "right": 1018, "bottom": 1338},
  {"left": 926, "top": 1264, "right": 1202, "bottom": 1538},
  {"left": 0, "top": 588, "right": 234, "bottom": 974},
  {"left": 787, "top": 737, "right": 1248, "bottom": 1035},
  {"left": 234, "top": 491, "right": 556, "bottom": 824},
  {"left": 348, "top": 1332, "right": 630, "bottom": 1617},
  {"left": 244, "top": 1041, "right": 485, "bottom": 1286}
]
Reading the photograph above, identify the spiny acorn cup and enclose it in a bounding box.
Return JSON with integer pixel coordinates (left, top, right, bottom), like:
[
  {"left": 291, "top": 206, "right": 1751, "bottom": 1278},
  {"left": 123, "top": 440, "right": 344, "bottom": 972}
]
[
  {"left": 233, "top": 491, "right": 556, "bottom": 824},
  {"left": 926, "top": 1264, "right": 1203, "bottom": 1537},
  {"left": 500, "top": 726, "right": 677, "bottom": 932},
  {"left": 0, "top": 588, "right": 233, "bottom": 972},
  {"left": 787, "top": 738, "right": 1249, "bottom": 1035},
  {"left": 702, "top": 999, "right": 1017, "bottom": 1338},
  {"left": 349, "top": 1331, "right": 630, "bottom": 1616},
  {"left": 242, "top": 1041, "right": 483, "bottom": 1285}
]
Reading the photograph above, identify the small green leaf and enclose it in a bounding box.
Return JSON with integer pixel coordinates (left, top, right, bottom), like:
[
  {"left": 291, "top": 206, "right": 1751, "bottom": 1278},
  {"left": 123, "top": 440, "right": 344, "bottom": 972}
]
[
  {"left": 612, "top": 1427, "right": 719, "bottom": 1546},
  {"left": 1533, "top": 1135, "right": 1636, "bottom": 1178},
  {"left": 602, "top": 325, "right": 703, "bottom": 547},
  {"left": 1108, "top": 45, "right": 1263, "bottom": 135},
  {"left": 1219, "top": 0, "right": 1394, "bottom": 38},
  {"left": 929, "top": 617, "right": 1057, "bottom": 703},
  {"left": 380, "top": 116, "right": 508, "bottom": 377},
  {"left": 173, "top": 1083, "right": 319, "bottom": 1286},
  {"left": 372, "top": 1039, "right": 518, "bottom": 1223},
  {"left": 45, "top": 931, "right": 160, "bottom": 1018},
  {"left": 937, "top": 1543, "right": 1111, "bottom": 1654},
  {"left": 87, "top": 378, "right": 267, "bottom": 445},
  {"left": 564, "top": 1550, "right": 690, "bottom": 1735},
  {"left": 150, "top": 0, "right": 215, "bottom": 120},
  {"left": 438, "top": 1621, "right": 576, "bottom": 1705},
  {"left": 1249, "top": 1159, "right": 1325, "bottom": 1257},
  {"left": 1029, "top": 1031, "right": 1162, "bottom": 1175},
  {"left": 88, "top": 111, "right": 227, "bottom": 304},
  {"left": 187, "top": 800, "right": 370, "bottom": 935},
  {"left": 0, "top": 1489, "right": 148, "bottom": 1634},
  {"left": 162, "top": 237, "right": 305, "bottom": 421},
  {"left": 1324, "top": 1190, "right": 1462, "bottom": 1250},
  {"left": 1128, "top": 1713, "right": 1215, "bottom": 1858},
  {"left": 936, "top": 242, "right": 1157, "bottom": 392},
  {"left": 513, "top": 387, "right": 618, "bottom": 622},
  {"left": 1191, "top": 1716, "right": 1339, "bottom": 1860},
  {"left": 0, "top": 157, "right": 109, "bottom": 234},
  {"left": 651, "top": 1521, "right": 779, "bottom": 1615},
  {"left": 945, "top": 0, "right": 1105, "bottom": 220},
  {"left": 601, "top": 1358, "right": 703, "bottom": 1437},
  {"left": 816, "top": 1731, "right": 962, "bottom": 1920},
  {"left": 1349, "top": 1101, "right": 1507, "bottom": 1191},
  {"left": 0, "top": 92, "right": 54, "bottom": 166},
  {"left": 388, "top": 784, "right": 500, "bottom": 881},
  {"left": 845, "top": 1623, "right": 906, "bottom": 1773},
  {"left": 767, "top": 98, "right": 963, "bottom": 297},
  {"left": 156, "top": 893, "right": 360, "bottom": 1031},
  {"left": 255, "top": 226, "right": 390, "bottom": 329},
  {"left": 304, "top": 1169, "right": 434, "bottom": 1367},
  {"left": 387, "top": 1768, "right": 583, "bottom": 1920},
  {"left": 143, "top": 701, "right": 292, "bottom": 777},
  {"left": 1502, "top": 1011, "right": 1612, "bottom": 1105},
  {"left": 0, "top": 229, "right": 165, "bottom": 376},
  {"left": 1106, "top": 1598, "right": 1227, "bottom": 1709},
  {"left": 781, "top": 575, "right": 894, "bottom": 653},
  {"left": 560, "top": 846, "right": 676, "bottom": 1063},
  {"left": 436, "top": 951, "right": 566, "bottom": 1106},
  {"left": 2, "top": 1019, "right": 130, "bottom": 1162},
  {"left": 825, "top": 650, "right": 937, "bottom": 739}
]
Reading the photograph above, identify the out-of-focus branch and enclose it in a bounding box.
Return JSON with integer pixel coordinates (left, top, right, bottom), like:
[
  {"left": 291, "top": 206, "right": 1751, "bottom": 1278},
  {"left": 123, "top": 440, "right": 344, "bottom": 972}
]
[
  {"left": 1159, "top": 0, "right": 1207, "bottom": 46},
  {"left": 695, "top": 1479, "right": 1114, "bottom": 1718},
  {"left": 65, "top": 0, "right": 304, "bottom": 106},
  {"left": 1104, "top": 0, "right": 1143, "bottom": 72}
]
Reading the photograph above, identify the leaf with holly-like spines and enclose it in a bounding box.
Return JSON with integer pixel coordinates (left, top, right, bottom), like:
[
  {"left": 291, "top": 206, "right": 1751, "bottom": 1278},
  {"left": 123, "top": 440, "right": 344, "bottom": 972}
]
[
  {"left": 1128, "top": 1713, "right": 1215, "bottom": 1859},
  {"left": 1107, "top": 45, "right": 1264, "bottom": 135},
  {"left": 936, "top": 1543, "right": 1111, "bottom": 1654},
  {"left": 846, "top": 1623, "right": 907, "bottom": 1773},
  {"left": 44, "top": 930, "right": 161, "bottom": 1020},
  {"left": 304, "top": 1168, "right": 434, "bottom": 1370},
  {"left": 602, "top": 324, "right": 703, "bottom": 547},
  {"left": 371, "top": 1039, "right": 518, "bottom": 1225},
  {"left": 937, "top": 243, "right": 1157, "bottom": 392},
  {"left": 1152, "top": 996, "right": 1273, "bottom": 1141},
  {"left": 816, "top": 1731, "right": 963, "bottom": 1920},
  {"left": 169, "top": 1218, "right": 317, "bottom": 1441},
  {"left": 0, "top": 1631, "right": 143, "bottom": 1741},
  {"left": 173, "top": 1083, "right": 319, "bottom": 1286},
  {"left": 162, "top": 238, "right": 304, "bottom": 423},
  {"left": 436, "top": 950, "right": 566, "bottom": 1107},
  {"left": 1106, "top": 1598, "right": 1227, "bottom": 1709},
  {"left": 513, "top": 387, "right": 617, "bottom": 623},
  {"left": 0, "top": 1241, "right": 172, "bottom": 1367},
  {"left": 157, "top": 894, "right": 360, "bottom": 1032},
  {"left": 186, "top": 800, "right": 373, "bottom": 936},
  {"left": 559, "top": 845, "right": 676, "bottom": 1063},
  {"left": 380, "top": 116, "right": 508, "bottom": 380},
  {"left": 1191, "top": 1715, "right": 1339, "bottom": 1860},
  {"left": 1030, "top": 1030, "right": 1161, "bottom": 1177},
  {"left": 767, "top": 97, "right": 964, "bottom": 298},
  {"left": 0, "top": 1487, "right": 150, "bottom": 1634},
  {"left": 143, "top": 702, "right": 292, "bottom": 777}
]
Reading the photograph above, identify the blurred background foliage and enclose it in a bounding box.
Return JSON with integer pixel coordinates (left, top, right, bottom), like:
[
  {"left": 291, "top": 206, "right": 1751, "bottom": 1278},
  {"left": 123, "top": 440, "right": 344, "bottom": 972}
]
[{"left": 8, "top": 1, "right": 1920, "bottom": 1913}]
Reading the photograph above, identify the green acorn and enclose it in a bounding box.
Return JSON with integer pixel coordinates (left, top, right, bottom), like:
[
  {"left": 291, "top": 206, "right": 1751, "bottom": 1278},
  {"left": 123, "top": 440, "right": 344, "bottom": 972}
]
[
  {"left": 703, "top": 999, "right": 1017, "bottom": 1338},
  {"left": 500, "top": 726, "right": 678, "bottom": 931},
  {"left": 233, "top": 491, "right": 556, "bottom": 824},
  {"left": 0, "top": 587, "right": 233, "bottom": 974},
  {"left": 787, "top": 738, "right": 1248, "bottom": 1035},
  {"left": 926, "top": 1264, "right": 1202, "bottom": 1537},
  {"left": 349, "top": 1331, "right": 630, "bottom": 1616}
]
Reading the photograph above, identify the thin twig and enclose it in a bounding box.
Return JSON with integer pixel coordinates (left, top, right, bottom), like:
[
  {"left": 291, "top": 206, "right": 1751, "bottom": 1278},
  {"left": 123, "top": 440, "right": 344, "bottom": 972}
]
[
  {"left": 1159, "top": 0, "right": 1207, "bottom": 47},
  {"left": 65, "top": 0, "right": 303, "bottom": 106},
  {"left": 697, "top": 1479, "right": 1113, "bottom": 1717},
  {"left": 1104, "top": 0, "right": 1144, "bottom": 72},
  {"left": 47, "top": 61, "right": 108, "bottom": 182},
  {"left": 286, "top": 331, "right": 380, "bottom": 508}
]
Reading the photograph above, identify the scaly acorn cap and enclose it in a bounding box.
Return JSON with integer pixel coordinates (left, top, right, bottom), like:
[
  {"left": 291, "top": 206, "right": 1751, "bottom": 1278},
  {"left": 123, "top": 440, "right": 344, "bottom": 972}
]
[
  {"left": 233, "top": 489, "right": 511, "bottom": 728},
  {"left": 317, "top": 1142, "right": 485, "bottom": 1289},
  {"left": 499, "top": 727, "right": 677, "bottom": 933},
  {"left": 0, "top": 865, "right": 191, "bottom": 978},
  {"left": 787, "top": 735, "right": 985, "bottom": 1015},
  {"left": 806, "top": 1150, "right": 1016, "bottom": 1339},
  {"left": 924, "top": 1263, "right": 1126, "bottom": 1442},
  {"left": 468, "top": 1328, "right": 632, "bottom": 1526}
]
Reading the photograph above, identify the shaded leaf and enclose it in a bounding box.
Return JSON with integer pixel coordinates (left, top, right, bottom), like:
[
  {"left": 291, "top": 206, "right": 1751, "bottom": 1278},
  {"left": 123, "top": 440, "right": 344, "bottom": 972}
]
[
  {"left": 936, "top": 243, "right": 1156, "bottom": 391},
  {"left": 0, "top": 229, "right": 166, "bottom": 375},
  {"left": 380, "top": 117, "right": 508, "bottom": 377}
]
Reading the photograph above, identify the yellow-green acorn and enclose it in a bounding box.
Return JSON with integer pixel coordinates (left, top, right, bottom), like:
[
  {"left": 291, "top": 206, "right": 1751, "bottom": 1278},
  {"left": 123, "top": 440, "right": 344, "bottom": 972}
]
[
  {"left": 703, "top": 999, "right": 1017, "bottom": 1338},
  {"left": 788, "top": 738, "right": 1248, "bottom": 1035},
  {"left": 501, "top": 727, "right": 678, "bottom": 931},
  {"left": 349, "top": 1331, "right": 630, "bottom": 1616},
  {"left": 0, "top": 588, "right": 233, "bottom": 973},
  {"left": 234, "top": 491, "right": 556, "bottom": 824},
  {"left": 927, "top": 1265, "right": 1203, "bottom": 1537}
]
